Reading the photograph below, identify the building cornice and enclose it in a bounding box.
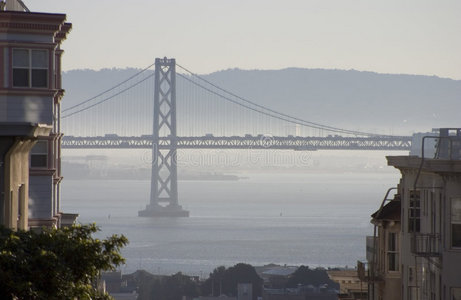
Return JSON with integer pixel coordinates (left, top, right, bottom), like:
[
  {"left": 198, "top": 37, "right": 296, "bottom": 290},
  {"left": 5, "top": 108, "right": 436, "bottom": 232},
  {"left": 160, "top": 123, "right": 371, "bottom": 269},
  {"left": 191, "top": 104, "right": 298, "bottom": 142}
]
[
  {"left": 0, "top": 41, "right": 57, "bottom": 48},
  {"left": 0, "top": 11, "right": 70, "bottom": 44},
  {"left": 0, "top": 11, "right": 67, "bottom": 25},
  {"left": 55, "top": 22, "right": 71, "bottom": 43},
  {"left": 387, "top": 155, "right": 461, "bottom": 174},
  {"left": 0, "top": 122, "right": 51, "bottom": 137},
  {"left": 30, "top": 168, "right": 56, "bottom": 176},
  {"left": 0, "top": 21, "right": 60, "bottom": 33},
  {"left": 54, "top": 89, "right": 65, "bottom": 103},
  {"left": 0, "top": 88, "right": 58, "bottom": 97},
  {"left": 28, "top": 217, "right": 58, "bottom": 228}
]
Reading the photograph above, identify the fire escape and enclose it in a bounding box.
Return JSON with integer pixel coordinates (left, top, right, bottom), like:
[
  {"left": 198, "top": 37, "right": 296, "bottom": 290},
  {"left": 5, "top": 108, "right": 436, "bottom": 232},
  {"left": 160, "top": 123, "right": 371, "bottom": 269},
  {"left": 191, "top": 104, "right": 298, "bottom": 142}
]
[{"left": 409, "top": 128, "right": 461, "bottom": 300}]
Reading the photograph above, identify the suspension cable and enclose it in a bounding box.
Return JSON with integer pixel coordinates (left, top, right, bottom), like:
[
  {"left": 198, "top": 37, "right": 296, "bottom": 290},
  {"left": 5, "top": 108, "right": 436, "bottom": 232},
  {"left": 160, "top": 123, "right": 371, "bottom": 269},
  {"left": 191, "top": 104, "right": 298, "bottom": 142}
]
[
  {"left": 176, "top": 63, "right": 392, "bottom": 137},
  {"left": 62, "top": 73, "right": 154, "bottom": 119},
  {"left": 63, "top": 59, "right": 398, "bottom": 138},
  {"left": 62, "top": 62, "right": 155, "bottom": 113},
  {"left": 178, "top": 73, "right": 370, "bottom": 136}
]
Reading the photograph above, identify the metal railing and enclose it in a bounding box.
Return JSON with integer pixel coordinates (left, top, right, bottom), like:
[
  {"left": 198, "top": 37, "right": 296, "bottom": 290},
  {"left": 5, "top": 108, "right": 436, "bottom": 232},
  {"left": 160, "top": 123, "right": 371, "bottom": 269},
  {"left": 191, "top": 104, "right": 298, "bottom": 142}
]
[
  {"left": 357, "top": 261, "right": 383, "bottom": 283},
  {"left": 411, "top": 233, "right": 441, "bottom": 257}
]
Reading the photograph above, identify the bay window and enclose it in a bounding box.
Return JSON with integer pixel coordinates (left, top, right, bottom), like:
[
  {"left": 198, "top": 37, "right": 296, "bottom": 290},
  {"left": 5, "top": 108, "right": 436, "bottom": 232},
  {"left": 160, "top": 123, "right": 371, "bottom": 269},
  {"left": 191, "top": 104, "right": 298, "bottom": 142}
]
[
  {"left": 30, "top": 140, "right": 48, "bottom": 168},
  {"left": 12, "top": 49, "right": 48, "bottom": 88}
]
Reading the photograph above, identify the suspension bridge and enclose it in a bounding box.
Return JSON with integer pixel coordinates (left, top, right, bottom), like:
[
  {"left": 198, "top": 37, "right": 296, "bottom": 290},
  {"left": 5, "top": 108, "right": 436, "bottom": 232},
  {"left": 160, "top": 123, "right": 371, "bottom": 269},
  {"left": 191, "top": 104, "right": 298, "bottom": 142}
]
[{"left": 61, "top": 57, "right": 412, "bottom": 217}]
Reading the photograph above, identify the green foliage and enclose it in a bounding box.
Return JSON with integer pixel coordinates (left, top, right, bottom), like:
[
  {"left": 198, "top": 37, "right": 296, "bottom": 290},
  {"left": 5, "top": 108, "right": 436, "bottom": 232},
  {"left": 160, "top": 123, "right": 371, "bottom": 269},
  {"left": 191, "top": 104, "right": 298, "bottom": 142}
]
[
  {"left": 202, "top": 263, "right": 263, "bottom": 300},
  {"left": 0, "top": 224, "right": 128, "bottom": 300},
  {"left": 137, "top": 272, "right": 200, "bottom": 300},
  {"left": 138, "top": 263, "right": 263, "bottom": 300},
  {"left": 286, "top": 265, "right": 339, "bottom": 289}
]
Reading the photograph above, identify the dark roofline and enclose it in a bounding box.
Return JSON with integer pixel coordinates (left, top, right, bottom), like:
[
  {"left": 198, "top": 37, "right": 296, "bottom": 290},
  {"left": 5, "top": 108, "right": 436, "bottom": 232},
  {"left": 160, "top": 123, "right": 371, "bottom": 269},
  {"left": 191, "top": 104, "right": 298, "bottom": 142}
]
[
  {"left": 0, "top": 10, "right": 66, "bottom": 19},
  {"left": 371, "top": 198, "right": 400, "bottom": 221}
]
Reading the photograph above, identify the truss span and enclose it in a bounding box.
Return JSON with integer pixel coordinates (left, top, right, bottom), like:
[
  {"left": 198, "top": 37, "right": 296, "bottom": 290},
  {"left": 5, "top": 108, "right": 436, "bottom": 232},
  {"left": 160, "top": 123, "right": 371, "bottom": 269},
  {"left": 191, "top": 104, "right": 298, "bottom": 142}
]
[{"left": 62, "top": 135, "right": 411, "bottom": 151}]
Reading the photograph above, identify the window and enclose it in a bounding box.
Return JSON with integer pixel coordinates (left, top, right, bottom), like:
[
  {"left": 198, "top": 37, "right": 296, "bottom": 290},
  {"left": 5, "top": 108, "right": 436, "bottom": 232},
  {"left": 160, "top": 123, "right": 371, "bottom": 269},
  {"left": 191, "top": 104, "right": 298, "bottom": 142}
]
[
  {"left": 30, "top": 140, "right": 48, "bottom": 168},
  {"left": 451, "top": 197, "right": 461, "bottom": 248},
  {"left": 409, "top": 190, "right": 421, "bottom": 233},
  {"left": 12, "top": 49, "right": 48, "bottom": 88},
  {"left": 387, "top": 232, "right": 399, "bottom": 271},
  {"left": 431, "top": 192, "right": 437, "bottom": 234}
]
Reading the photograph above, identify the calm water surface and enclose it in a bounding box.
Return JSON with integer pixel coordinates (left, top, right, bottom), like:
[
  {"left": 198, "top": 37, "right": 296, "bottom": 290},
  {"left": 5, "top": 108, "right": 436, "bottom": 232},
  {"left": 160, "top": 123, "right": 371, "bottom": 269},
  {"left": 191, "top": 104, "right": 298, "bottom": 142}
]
[{"left": 61, "top": 172, "right": 399, "bottom": 276}]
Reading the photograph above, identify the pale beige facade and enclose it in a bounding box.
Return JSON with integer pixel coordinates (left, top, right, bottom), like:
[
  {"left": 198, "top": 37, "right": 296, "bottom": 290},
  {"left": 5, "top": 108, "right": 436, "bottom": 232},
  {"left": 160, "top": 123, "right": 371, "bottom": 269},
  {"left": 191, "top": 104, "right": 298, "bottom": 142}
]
[
  {"left": 0, "top": 2, "right": 72, "bottom": 229},
  {"left": 387, "top": 153, "right": 461, "bottom": 300},
  {"left": 0, "top": 124, "right": 50, "bottom": 229},
  {"left": 328, "top": 269, "right": 367, "bottom": 300},
  {"left": 366, "top": 128, "right": 461, "bottom": 300},
  {"left": 365, "top": 195, "right": 402, "bottom": 300}
]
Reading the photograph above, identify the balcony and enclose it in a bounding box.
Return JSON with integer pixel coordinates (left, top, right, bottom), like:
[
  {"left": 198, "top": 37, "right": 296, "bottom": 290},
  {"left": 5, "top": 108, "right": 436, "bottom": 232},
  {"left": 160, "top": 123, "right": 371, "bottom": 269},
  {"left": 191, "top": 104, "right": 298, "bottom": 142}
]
[
  {"left": 411, "top": 233, "right": 441, "bottom": 257},
  {"left": 357, "top": 261, "right": 383, "bottom": 282}
]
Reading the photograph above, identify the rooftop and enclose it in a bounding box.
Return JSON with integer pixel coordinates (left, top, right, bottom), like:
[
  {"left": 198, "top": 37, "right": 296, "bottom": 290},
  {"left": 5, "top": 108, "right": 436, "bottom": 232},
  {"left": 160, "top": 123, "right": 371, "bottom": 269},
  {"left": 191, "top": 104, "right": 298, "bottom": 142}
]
[
  {"left": 371, "top": 199, "right": 400, "bottom": 221},
  {"left": 387, "top": 155, "right": 461, "bottom": 173}
]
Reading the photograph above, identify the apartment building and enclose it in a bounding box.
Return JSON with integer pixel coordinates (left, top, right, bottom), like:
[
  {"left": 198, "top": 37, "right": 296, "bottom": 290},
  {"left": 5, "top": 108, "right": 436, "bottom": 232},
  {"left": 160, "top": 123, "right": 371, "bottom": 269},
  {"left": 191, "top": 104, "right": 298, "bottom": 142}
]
[
  {"left": 364, "top": 128, "right": 461, "bottom": 300},
  {"left": 0, "top": 1, "right": 73, "bottom": 229},
  {"left": 364, "top": 191, "right": 402, "bottom": 300}
]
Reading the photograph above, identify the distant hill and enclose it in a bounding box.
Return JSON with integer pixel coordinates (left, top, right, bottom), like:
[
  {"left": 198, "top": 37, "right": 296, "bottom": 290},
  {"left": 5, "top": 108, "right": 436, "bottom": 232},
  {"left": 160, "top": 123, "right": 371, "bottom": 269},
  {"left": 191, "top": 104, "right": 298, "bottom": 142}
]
[{"left": 62, "top": 68, "right": 461, "bottom": 135}]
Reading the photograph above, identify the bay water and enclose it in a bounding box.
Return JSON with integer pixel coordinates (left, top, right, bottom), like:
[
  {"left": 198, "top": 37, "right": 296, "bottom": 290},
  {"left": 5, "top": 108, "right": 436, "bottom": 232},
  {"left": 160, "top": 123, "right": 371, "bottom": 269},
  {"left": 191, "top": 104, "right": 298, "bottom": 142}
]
[{"left": 61, "top": 171, "right": 399, "bottom": 276}]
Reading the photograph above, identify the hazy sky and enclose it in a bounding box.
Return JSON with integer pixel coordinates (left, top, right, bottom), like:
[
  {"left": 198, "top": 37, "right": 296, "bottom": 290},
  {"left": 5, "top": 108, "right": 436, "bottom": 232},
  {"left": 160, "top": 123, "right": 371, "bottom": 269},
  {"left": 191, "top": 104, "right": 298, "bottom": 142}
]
[{"left": 28, "top": 1, "right": 461, "bottom": 79}]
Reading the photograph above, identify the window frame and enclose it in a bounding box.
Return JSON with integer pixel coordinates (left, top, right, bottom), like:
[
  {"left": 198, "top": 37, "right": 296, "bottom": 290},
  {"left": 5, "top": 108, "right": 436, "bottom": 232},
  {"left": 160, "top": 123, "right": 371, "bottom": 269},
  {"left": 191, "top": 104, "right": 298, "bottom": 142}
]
[
  {"left": 408, "top": 190, "right": 421, "bottom": 233},
  {"left": 387, "top": 232, "right": 399, "bottom": 272},
  {"left": 30, "top": 140, "right": 48, "bottom": 169},
  {"left": 451, "top": 197, "right": 461, "bottom": 249},
  {"left": 12, "top": 48, "right": 49, "bottom": 88}
]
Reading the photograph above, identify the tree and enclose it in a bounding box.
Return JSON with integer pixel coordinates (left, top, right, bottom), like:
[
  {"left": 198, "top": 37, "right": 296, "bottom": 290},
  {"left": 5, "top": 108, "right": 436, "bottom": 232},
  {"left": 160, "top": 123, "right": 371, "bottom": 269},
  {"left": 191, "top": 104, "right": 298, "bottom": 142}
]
[
  {"left": 137, "top": 272, "right": 200, "bottom": 300},
  {"left": 163, "top": 272, "right": 200, "bottom": 300},
  {"left": 202, "top": 263, "right": 263, "bottom": 300},
  {"left": 286, "top": 265, "right": 339, "bottom": 289},
  {"left": 0, "top": 224, "right": 128, "bottom": 300},
  {"left": 201, "top": 265, "right": 226, "bottom": 296}
]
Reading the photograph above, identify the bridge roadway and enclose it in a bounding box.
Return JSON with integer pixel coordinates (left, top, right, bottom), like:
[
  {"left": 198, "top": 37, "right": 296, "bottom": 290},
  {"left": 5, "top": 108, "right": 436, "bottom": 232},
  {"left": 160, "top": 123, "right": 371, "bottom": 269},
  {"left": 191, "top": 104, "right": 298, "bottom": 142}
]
[{"left": 61, "top": 135, "right": 412, "bottom": 151}]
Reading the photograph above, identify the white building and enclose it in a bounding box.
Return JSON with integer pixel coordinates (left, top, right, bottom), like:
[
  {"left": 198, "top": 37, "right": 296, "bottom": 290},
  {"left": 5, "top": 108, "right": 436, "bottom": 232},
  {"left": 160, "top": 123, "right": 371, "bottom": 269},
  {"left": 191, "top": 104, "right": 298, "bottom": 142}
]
[
  {"left": 0, "top": 1, "right": 74, "bottom": 229},
  {"left": 366, "top": 128, "right": 461, "bottom": 300}
]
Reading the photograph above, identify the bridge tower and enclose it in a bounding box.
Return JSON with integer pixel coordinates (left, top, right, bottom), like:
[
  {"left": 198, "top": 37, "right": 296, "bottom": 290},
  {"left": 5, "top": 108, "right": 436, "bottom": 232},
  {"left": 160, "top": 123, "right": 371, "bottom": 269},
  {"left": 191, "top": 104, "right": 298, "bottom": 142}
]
[{"left": 138, "top": 58, "right": 189, "bottom": 217}]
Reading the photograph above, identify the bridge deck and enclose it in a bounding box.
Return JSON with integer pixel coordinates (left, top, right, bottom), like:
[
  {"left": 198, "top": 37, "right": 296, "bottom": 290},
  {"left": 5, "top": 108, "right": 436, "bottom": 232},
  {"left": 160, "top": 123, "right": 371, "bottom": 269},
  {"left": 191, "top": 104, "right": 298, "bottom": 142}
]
[{"left": 62, "top": 135, "right": 412, "bottom": 151}]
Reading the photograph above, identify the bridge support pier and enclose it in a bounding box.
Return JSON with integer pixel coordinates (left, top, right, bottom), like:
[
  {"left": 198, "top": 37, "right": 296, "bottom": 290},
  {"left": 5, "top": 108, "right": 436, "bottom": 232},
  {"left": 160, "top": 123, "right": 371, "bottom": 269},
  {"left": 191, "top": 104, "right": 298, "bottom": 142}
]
[{"left": 138, "top": 57, "right": 189, "bottom": 218}]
